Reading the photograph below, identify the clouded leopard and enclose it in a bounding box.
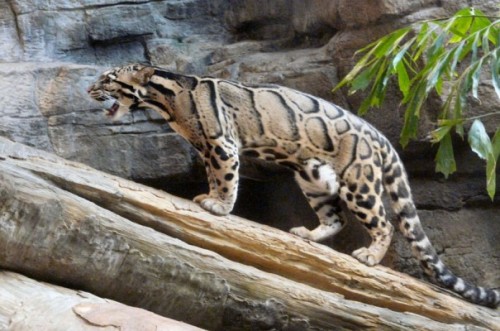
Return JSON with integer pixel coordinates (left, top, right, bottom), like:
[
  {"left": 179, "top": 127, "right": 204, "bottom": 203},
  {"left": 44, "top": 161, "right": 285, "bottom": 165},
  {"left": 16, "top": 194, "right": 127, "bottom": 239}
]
[{"left": 88, "top": 64, "right": 499, "bottom": 308}]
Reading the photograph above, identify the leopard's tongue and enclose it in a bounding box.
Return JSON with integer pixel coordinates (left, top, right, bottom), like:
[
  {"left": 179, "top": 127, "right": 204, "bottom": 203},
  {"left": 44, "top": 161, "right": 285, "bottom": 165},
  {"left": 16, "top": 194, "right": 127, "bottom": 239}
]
[{"left": 105, "top": 102, "right": 120, "bottom": 117}]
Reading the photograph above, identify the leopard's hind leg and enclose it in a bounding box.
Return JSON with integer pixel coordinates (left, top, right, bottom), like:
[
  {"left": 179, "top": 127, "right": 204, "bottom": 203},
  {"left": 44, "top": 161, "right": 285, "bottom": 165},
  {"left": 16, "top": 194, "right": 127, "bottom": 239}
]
[
  {"left": 290, "top": 159, "right": 346, "bottom": 241},
  {"left": 340, "top": 164, "right": 394, "bottom": 266}
]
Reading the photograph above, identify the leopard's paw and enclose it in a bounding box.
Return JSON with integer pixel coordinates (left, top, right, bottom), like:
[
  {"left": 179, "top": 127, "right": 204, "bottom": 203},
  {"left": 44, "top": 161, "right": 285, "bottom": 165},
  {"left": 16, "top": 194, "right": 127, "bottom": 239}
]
[
  {"left": 194, "top": 194, "right": 232, "bottom": 216},
  {"left": 352, "top": 247, "right": 380, "bottom": 266},
  {"left": 290, "top": 226, "right": 312, "bottom": 240},
  {"left": 193, "top": 193, "right": 209, "bottom": 203}
]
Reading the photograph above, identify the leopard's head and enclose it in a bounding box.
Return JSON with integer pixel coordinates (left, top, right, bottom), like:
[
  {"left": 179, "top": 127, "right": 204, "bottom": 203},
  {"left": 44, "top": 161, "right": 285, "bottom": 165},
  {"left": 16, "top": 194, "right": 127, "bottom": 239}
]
[{"left": 87, "top": 64, "right": 154, "bottom": 120}]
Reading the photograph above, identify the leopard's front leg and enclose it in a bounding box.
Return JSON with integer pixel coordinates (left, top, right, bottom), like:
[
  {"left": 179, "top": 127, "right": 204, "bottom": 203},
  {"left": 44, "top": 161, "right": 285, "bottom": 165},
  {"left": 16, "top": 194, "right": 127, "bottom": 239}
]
[{"left": 194, "top": 141, "right": 240, "bottom": 216}]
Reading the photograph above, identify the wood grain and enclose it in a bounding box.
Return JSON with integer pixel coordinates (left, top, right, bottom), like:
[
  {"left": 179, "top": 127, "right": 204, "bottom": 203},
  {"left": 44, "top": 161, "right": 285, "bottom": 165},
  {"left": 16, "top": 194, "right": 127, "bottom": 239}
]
[{"left": 1, "top": 137, "right": 498, "bottom": 330}]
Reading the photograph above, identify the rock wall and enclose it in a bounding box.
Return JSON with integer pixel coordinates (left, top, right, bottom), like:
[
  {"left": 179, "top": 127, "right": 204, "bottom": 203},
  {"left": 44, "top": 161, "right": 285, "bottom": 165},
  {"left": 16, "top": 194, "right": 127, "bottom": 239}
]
[{"left": 0, "top": 0, "right": 498, "bottom": 289}]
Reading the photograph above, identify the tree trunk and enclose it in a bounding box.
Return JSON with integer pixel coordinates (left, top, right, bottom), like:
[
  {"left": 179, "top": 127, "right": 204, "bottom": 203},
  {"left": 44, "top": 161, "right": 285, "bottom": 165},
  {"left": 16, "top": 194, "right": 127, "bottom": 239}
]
[
  {"left": 0, "top": 137, "right": 498, "bottom": 330},
  {"left": 0, "top": 271, "right": 204, "bottom": 331}
]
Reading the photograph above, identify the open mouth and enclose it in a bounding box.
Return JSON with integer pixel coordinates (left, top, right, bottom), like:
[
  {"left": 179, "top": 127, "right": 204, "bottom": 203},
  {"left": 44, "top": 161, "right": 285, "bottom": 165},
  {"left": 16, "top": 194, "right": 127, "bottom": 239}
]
[
  {"left": 107, "top": 102, "right": 120, "bottom": 117},
  {"left": 102, "top": 100, "right": 120, "bottom": 117}
]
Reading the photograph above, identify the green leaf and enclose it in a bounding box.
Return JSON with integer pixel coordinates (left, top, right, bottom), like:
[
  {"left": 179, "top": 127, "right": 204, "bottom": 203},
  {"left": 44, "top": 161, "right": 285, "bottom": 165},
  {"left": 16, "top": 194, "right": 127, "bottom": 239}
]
[
  {"left": 448, "top": 13, "right": 473, "bottom": 43},
  {"left": 440, "top": 86, "right": 455, "bottom": 119},
  {"left": 400, "top": 80, "right": 428, "bottom": 147},
  {"left": 431, "top": 118, "right": 465, "bottom": 143},
  {"left": 452, "top": 7, "right": 476, "bottom": 20},
  {"left": 481, "top": 25, "right": 491, "bottom": 54},
  {"left": 470, "top": 31, "right": 481, "bottom": 64},
  {"left": 396, "top": 60, "right": 410, "bottom": 98},
  {"left": 392, "top": 38, "right": 415, "bottom": 68},
  {"left": 427, "top": 32, "right": 445, "bottom": 59},
  {"left": 402, "top": 56, "right": 418, "bottom": 75},
  {"left": 435, "top": 76, "right": 444, "bottom": 95},
  {"left": 357, "top": 57, "right": 391, "bottom": 115},
  {"left": 486, "top": 155, "right": 497, "bottom": 200},
  {"left": 492, "top": 128, "right": 500, "bottom": 160},
  {"left": 486, "top": 123, "right": 499, "bottom": 200},
  {"left": 400, "top": 100, "right": 422, "bottom": 146},
  {"left": 334, "top": 60, "right": 370, "bottom": 92},
  {"left": 470, "top": 59, "right": 483, "bottom": 99},
  {"left": 449, "top": 41, "right": 465, "bottom": 74},
  {"left": 349, "top": 67, "right": 375, "bottom": 93},
  {"left": 413, "top": 23, "right": 439, "bottom": 62},
  {"left": 415, "top": 22, "right": 429, "bottom": 46},
  {"left": 468, "top": 120, "right": 498, "bottom": 200},
  {"left": 457, "top": 34, "right": 474, "bottom": 62},
  {"left": 400, "top": 112, "right": 419, "bottom": 147},
  {"left": 373, "top": 27, "right": 411, "bottom": 58},
  {"left": 358, "top": 96, "right": 373, "bottom": 116},
  {"left": 333, "top": 53, "right": 379, "bottom": 92},
  {"left": 435, "top": 132, "right": 456, "bottom": 178},
  {"left": 455, "top": 123, "right": 465, "bottom": 138},
  {"left": 425, "top": 50, "right": 454, "bottom": 94},
  {"left": 492, "top": 48, "right": 500, "bottom": 98},
  {"left": 468, "top": 119, "right": 492, "bottom": 160},
  {"left": 452, "top": 88, "right": 466, "bottom": 123},
  {"left": 438, "top": 118, "right": 464, "bottom": 126},
  {"left": 488, "top": 19, "right": 499, "bottom": 45},
  {"left": 430, "top": 125, "right": 453, "bottom": 143},
  {"left": 469, "top": 9, "right": 493, "bottom": 35}
]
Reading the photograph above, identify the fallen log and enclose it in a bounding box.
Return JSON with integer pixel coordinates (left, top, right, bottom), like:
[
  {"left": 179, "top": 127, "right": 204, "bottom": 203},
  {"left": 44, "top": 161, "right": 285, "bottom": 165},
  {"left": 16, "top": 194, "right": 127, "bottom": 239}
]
[
  {"left": 0, "top": 137, "right": 498, "bottom": 330},
  {"left": 0, "top": 271, "right": 204, "bottom": 331}
]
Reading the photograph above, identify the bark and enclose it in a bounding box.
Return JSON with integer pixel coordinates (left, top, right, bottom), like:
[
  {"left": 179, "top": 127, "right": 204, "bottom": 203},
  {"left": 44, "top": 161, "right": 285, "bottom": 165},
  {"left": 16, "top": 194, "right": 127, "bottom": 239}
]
[
  {"left": 0, "top": 271, "right": 205, "bottom": 331},
  {"left": 0, "top": 137, "right": 498, "bottom": 330}
]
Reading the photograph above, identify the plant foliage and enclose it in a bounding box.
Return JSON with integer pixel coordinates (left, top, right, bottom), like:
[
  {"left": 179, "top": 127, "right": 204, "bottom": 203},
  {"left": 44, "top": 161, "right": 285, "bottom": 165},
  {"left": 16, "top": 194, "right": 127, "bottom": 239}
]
[{"left": 334, "top": 7, "right": 500, "bottom": 199}]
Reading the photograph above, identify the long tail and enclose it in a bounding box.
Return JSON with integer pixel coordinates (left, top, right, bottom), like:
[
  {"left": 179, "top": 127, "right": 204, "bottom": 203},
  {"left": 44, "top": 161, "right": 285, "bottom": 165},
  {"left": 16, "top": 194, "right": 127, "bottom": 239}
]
[{"left": 381, "top": 140, "right": 499, "bottom": 308}]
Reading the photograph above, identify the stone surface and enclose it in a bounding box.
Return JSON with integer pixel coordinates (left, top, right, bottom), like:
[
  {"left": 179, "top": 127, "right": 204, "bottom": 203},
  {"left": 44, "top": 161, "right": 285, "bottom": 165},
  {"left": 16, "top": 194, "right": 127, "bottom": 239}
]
[
  {"left": 0, "top": 1, "right": 22, "bottom": 62},
  {"left": 0, "top": 0, "right": 498, "bottom": 293}
]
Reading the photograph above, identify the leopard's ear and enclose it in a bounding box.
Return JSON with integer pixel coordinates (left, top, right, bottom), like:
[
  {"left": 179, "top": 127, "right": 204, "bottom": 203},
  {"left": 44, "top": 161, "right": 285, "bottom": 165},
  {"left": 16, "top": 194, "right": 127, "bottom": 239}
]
[{"left": 132, "top": 66, "right": 154, "bottom": 85}]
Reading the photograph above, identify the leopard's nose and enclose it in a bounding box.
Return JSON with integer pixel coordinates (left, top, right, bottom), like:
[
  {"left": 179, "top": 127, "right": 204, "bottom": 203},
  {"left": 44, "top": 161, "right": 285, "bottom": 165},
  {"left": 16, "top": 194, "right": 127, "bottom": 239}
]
[{"left": 87, "top": 84, "right": 94, "bottom": 93}]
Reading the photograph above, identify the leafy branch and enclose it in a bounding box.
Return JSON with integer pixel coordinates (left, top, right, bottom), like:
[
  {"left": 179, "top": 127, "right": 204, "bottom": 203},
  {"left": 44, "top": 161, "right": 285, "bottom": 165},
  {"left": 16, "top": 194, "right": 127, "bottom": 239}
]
[{"left": 334, "top": 7, "right": 500, "bottom": 199}]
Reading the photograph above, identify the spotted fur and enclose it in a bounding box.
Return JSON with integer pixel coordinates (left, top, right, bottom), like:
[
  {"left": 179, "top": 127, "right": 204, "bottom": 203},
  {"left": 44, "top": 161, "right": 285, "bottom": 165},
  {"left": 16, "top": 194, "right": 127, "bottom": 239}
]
[{"left": 88, "top": 64, "right": 499, "bottom": 308}]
